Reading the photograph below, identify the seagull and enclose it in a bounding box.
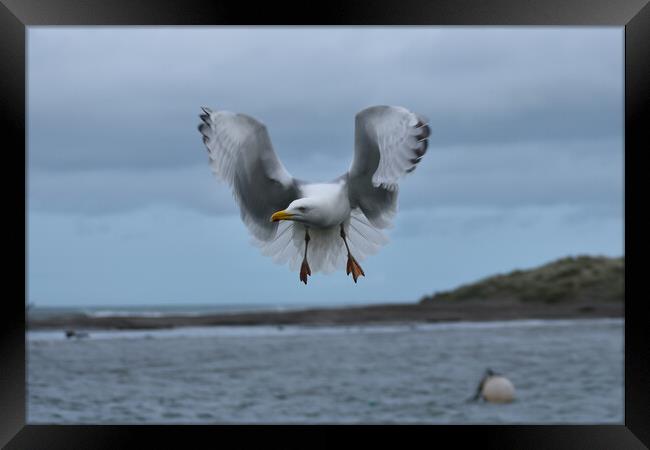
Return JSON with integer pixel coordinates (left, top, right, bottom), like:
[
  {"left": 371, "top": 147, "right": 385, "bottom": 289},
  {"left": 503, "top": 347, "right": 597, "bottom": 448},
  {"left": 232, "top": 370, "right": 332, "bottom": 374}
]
[{"left": 198, "top": 105, "right": 431, "bottom": 284}]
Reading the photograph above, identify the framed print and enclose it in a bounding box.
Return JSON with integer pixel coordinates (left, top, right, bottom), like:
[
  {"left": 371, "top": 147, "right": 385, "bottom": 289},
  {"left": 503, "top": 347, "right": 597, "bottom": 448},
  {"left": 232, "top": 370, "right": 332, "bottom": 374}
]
[{"left": 2, "top": 0, "right": 648, "bottom": 448}]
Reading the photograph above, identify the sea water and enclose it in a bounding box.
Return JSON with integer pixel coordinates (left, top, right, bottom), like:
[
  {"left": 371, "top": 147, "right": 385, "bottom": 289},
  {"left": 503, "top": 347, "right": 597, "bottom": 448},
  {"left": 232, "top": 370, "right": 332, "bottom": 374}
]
[{"left": 27, "top": 318, "right": 623, "bottom": 424}]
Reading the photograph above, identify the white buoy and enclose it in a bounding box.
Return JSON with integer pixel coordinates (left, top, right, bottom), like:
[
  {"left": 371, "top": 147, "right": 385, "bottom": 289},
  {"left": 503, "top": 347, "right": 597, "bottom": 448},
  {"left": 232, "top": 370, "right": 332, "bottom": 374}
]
[{"left": 482, "top": 375, "right": 516, "bottom": 403}]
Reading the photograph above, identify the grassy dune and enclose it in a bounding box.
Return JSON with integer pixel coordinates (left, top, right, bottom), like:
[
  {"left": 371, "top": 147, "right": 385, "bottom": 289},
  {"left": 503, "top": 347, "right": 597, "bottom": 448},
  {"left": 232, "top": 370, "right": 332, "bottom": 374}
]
[
  {"left": 29, "top": 255, "right": 624, "bottom": 330},
  {"left": 419, "top": 255, "right": 624, "bottom": 305}
]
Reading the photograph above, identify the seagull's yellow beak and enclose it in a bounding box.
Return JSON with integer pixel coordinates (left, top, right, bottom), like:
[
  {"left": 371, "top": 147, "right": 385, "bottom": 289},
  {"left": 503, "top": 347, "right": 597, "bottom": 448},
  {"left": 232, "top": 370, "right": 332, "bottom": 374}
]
[{"left": 270, "top": 209, "right": 294, "bottom": 222}]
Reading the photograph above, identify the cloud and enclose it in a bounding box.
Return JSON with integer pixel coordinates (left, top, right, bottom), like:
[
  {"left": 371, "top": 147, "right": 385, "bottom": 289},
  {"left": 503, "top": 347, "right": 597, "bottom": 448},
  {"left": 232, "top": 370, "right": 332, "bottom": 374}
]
[
  {"left": 27, "top": 133, "right": 622, "bottom": 218},
  {"left": 28, "top": 165, "right": 235, "bottom": 216},
  {"left": 27, "top": 27, "right": 623, "bottom": 219},
  {"left": 28, "top": 28, "right": 622, "bottom": 167},
  {"left": 401, "top": 137, "right": 623, "bottom": 210}
]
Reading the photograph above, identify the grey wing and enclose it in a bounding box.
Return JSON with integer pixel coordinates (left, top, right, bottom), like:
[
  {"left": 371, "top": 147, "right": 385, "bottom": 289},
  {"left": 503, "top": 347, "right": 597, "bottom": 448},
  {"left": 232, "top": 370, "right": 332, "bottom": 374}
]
[
  {"left": 198, "top": 107, "right": 300, "bottom": 241},
  {"left": 346, "top": 105, "right": 431, "bottom": 228}
]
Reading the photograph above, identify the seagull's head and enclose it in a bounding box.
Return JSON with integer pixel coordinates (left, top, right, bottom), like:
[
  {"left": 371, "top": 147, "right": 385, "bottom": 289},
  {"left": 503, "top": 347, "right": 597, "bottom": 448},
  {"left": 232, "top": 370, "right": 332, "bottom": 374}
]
[{"left": 270, "top": 198, "right": 323, "bottom": 226}]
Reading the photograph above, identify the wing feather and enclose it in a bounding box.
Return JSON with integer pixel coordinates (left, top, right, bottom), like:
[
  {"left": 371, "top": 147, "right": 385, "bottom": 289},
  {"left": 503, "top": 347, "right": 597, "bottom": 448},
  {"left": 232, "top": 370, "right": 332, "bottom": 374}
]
[
  {"left": 198, "top": 107, "right": 299, "bottom": 241},
  {"left": 346, "top": 105, "right": 431, "bottom": 228},
  {"left": 350, "top": 105, "right": 430, "bottom": 190}
]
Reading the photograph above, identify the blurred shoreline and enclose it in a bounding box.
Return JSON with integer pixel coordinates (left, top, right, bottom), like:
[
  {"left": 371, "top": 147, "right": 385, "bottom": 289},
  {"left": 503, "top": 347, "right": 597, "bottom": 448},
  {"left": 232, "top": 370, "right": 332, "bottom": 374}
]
[
  {"left": 28, "top": 299, "right": 622, "bottom": 331},
  {"left": 29, "top": 255, "right": 623, "bottom": 331}
]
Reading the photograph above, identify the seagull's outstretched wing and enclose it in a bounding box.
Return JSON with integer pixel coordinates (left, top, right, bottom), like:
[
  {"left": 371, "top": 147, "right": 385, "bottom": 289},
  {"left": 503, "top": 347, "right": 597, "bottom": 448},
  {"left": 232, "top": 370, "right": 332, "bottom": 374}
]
[
  {"left": 346, "top": 105, "right": 431, "bottom": 228},
  {"left": 198, "top": 107, "right": 300, "bottom": 241}
]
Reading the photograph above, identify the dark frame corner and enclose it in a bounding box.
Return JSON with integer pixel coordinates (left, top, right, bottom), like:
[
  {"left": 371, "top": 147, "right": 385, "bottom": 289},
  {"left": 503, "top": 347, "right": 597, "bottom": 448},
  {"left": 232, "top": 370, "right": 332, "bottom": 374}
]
[{"left": 2, "top": 0, "right": 648, "bottom": 448}]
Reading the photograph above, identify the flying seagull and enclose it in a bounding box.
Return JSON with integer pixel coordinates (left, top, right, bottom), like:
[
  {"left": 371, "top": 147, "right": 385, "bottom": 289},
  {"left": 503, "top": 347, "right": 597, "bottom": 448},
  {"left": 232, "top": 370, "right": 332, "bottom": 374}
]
[{"left": 198, "top": 105, "right": 431, "bottom": 284}]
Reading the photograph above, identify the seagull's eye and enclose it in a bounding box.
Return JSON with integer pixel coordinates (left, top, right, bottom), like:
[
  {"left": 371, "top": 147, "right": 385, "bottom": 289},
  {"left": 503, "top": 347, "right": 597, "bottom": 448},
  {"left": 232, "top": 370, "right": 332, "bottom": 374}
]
[{"left": 297, "top": 207, "right": 307, "bottom": 212}]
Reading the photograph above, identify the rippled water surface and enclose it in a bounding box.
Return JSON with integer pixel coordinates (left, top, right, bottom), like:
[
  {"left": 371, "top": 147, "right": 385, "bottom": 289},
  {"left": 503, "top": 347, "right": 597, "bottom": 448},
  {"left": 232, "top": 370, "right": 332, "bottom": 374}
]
[{"left": 28, "top": 318, "right": 623, "bottom": 424}]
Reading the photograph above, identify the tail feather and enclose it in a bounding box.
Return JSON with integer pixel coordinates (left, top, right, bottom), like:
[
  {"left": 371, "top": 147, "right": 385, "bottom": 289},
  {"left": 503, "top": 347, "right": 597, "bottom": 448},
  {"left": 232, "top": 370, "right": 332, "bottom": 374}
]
[{"left": 252, "top": 208, "right": 388, "bottom": 274}]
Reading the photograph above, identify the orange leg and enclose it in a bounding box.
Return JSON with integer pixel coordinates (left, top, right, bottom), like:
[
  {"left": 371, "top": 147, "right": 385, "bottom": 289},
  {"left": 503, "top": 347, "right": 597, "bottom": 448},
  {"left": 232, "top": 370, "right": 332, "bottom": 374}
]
[
  {"left": 300, "top": 229, "right": 311, "bottom": 284},
  {"left": 340, "top": 225, "right": 365, "bottom": 283}
]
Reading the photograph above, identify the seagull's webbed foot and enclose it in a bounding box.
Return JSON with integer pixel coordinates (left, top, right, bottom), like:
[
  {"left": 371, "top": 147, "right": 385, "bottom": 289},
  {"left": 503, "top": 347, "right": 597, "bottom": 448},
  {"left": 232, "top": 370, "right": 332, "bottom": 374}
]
[
  {"left": 300, "top": 259, "right": 311, "bottom": 284},
  {"left": 340, "top": 224, "right": 365, "bottom": 283},
  {"left": 346, "top": 254, "right": 365, "bottom": 283},
  {"left": 300, "top": 228, "right": 311, "bottom": 284}
]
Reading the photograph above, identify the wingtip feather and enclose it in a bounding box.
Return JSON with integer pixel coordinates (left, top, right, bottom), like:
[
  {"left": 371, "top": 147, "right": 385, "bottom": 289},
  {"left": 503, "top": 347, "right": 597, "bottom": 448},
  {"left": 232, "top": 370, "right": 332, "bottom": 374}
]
[{"left": 198, "top": 123, "right": 211, "bottom": 137}]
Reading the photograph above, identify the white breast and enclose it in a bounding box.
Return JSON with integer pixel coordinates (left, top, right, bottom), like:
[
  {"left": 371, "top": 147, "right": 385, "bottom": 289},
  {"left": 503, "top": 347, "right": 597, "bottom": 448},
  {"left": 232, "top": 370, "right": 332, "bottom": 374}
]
[{"left": 300, "top": 181, "right": 351, "bottom": 228}]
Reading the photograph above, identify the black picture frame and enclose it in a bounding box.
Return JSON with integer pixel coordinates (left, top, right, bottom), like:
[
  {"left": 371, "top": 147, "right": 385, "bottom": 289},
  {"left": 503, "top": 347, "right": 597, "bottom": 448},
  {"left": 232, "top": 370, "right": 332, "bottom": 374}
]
[{"left": 2, "top": 0, "right": 648, "bottom": 448}]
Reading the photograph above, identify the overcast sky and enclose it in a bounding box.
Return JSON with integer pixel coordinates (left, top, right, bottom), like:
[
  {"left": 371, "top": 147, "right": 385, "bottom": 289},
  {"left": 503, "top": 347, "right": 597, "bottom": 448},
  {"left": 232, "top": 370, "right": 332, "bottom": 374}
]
[{"left": 27, "top": 27, "right": 624, "bottom": 307}]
